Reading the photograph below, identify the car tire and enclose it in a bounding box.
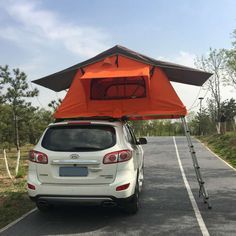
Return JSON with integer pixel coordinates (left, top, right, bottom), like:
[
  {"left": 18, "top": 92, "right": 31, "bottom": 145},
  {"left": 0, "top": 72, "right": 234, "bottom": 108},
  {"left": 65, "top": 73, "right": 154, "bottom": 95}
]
[{"left": 123, "top": 174, "right": 140, "bottom": 215}]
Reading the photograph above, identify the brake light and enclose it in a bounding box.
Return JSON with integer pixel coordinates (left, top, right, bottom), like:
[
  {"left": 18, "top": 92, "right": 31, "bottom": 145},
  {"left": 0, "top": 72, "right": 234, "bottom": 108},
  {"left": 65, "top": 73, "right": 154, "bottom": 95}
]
[
  {"left": 29, "top": 150, "right": 48, "bottom": 164},
  {"left": 103, "top": 150, "right": 132, "bottom": 164},
  {"left": 116, "top": 183, "right": 130, "bottom": 191},
  {"left": 67, "top": 121, "right": 91, "bottom": 125}
]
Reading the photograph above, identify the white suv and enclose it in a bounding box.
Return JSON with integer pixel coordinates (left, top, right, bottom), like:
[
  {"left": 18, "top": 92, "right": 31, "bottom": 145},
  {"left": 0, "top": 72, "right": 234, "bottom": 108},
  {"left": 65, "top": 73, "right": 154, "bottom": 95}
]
[{"left": 27, "top": 119, "right": 146, "bottom": 214}]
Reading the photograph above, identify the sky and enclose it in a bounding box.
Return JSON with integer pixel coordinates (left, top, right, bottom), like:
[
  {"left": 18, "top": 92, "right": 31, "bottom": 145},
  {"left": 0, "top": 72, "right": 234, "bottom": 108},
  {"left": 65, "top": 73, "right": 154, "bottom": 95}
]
[{"left": 0, "top": 0, "right": 236, "bottom": 112}]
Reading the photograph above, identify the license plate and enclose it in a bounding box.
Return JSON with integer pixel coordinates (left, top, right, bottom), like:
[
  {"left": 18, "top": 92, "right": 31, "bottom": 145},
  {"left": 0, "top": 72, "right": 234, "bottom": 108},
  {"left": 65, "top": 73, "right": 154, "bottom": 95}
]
[{"left": 59, "top": 167, "right": 88, "bottom": 177}]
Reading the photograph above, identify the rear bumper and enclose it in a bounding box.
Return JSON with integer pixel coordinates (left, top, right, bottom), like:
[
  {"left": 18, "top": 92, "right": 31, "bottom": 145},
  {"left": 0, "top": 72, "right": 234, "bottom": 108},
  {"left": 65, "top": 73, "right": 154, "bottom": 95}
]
[
  {"left": 27, "top": 169, "right": 137, "bottom": 200},
  {"left": 30, "top": 194, "right": 134, "bottom": 207}
]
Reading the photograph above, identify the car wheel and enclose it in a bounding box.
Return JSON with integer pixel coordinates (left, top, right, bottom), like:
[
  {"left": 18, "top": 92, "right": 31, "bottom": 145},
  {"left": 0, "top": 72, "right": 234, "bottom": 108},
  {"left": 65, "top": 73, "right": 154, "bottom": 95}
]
[{"left": 123, "top": 174, "right": 140, "bottom": 214}]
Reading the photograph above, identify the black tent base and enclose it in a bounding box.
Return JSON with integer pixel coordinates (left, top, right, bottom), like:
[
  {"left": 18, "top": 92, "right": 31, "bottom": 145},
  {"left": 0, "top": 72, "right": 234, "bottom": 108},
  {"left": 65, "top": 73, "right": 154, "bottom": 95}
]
[
  {"left": 54, "top": 116, "right": 126, "bottom": 123},
  {"left": 181, "top": 117, "right": 212, "bottom": 209}
]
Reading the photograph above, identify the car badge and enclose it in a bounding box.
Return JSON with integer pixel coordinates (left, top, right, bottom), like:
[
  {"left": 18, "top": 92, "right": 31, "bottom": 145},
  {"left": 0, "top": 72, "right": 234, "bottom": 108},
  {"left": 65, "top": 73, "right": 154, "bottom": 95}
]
[{"left": 70, "top": 154, "right": 80, "bottom": 159}]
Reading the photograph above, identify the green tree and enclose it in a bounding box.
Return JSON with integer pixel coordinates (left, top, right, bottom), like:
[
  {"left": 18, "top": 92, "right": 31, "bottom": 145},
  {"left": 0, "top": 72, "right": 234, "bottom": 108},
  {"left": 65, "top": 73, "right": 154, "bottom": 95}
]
[
  {"left": 129, "top": 120, "right": 149, "bottom": 137},
  {"left": 0, "top": 77, "right": 4, "bottom": 104},
  {"left": 22, "top": 107, "right": 53, "bottom": 144},
  {"left": 187, "top": 108, "right": 215, "bottom": 135},
  {"left": 0, "top": 65, "right": 39, "bottom": 151},
  {"left": 0, "top": 104, "right": 14, "bottom": 149},
  {"left": 221, "top": 98, "right": 236, "bottom": 131}
]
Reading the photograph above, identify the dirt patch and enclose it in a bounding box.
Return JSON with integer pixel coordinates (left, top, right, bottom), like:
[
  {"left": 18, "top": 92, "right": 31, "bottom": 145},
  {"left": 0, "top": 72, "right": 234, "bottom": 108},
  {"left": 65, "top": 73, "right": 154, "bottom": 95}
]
[{"left": 0, "top": 177, "right": 14, "bottom": 190}]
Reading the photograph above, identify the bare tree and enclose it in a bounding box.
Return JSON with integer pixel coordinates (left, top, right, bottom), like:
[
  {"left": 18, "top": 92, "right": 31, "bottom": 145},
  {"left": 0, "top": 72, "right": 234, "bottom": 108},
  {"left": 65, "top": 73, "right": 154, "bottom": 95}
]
[
  {"left": 225, "top": 30, "right": 236, "bottom": 90},
  {"left": 195, "top": 48, "right": 226, "bottom": 134},
  {"left": 48, "top": 98, "right": 62, "bottom": 111}
]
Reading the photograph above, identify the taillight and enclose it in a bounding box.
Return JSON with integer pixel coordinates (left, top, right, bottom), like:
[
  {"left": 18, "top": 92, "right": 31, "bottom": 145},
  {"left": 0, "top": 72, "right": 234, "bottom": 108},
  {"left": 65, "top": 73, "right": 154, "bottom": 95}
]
[
  {"left": 103, "top": 150, "right": 132, "bottom": 164},
  {"left": 29, "top": 150, "right": 48, "bottom": 164},
  {"left": 116, "top": 183, "right": 130, "bottom": 191},
  {"left": 27, "top": 183, "right": 36, "bottom": 190}
]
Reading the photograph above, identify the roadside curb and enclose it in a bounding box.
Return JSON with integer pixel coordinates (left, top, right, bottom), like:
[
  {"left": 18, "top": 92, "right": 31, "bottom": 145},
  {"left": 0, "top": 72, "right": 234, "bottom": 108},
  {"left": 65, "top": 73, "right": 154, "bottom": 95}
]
[
  {"left": 0, "top": 208, "right": 37, "bottom": 234},
  {"left": 196, "top": 138, "right": 236, "bottom": 172}
]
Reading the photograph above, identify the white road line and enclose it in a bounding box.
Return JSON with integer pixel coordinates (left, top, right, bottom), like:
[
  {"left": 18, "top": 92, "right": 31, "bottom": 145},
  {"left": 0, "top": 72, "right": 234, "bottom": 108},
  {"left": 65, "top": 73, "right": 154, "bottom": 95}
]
[
  {"left": 196, "top": 139, "right": 236, "bottom": 172},
  {"left": 0, "top": 208, "right": 37, "bottom": 233},
  {"left": 173, "top": 136, "right": 210, "bottom": 236}
]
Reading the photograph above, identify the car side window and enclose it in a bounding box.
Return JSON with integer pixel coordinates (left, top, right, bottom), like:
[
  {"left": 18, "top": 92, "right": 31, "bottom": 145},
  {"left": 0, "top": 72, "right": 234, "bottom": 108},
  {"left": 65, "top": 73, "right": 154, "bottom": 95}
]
[
  {"left": 123, "top": 125, "right": 135, "bottom": 144},
  {"left": 123, "top": 126, "right": 130, "bottom": 143},
  {"left": 127, "top": 125, "right": 138, "bottom": 144}
]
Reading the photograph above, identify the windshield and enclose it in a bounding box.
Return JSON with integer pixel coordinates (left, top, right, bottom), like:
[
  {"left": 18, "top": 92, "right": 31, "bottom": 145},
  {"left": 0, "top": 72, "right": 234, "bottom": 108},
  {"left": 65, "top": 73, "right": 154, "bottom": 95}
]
[{"left": 42, "top": 124, "right": 116, "bottom": 152}]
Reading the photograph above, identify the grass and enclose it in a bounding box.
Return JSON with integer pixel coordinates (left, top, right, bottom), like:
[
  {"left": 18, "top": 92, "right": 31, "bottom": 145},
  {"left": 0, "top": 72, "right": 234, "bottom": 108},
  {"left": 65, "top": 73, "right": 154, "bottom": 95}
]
[
  {"left": 198, "top": 132, "right": 236, "bottom": 168},
  {"left": 0, "top": 144, "right": 35, "bottom": 229}
]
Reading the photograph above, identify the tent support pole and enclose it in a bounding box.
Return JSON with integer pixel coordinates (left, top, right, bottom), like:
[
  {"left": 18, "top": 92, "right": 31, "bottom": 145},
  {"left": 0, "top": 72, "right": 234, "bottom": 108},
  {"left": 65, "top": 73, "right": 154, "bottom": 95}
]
[{"left": 181, "top": 116, "right": 212, "bottom": 209}]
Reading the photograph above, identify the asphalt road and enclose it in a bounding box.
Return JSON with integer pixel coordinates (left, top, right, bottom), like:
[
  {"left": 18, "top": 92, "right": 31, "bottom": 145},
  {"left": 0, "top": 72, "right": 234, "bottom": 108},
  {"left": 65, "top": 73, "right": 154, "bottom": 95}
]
[{"left": 1, "top": 137, "right": 236, "bottom": 236}]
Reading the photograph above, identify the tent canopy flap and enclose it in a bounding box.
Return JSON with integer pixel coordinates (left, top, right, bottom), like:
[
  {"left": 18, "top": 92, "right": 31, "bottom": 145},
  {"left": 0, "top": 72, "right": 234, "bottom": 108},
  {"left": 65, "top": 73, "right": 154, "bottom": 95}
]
[{"left": 81, "top": 65, "right": 150, "bottom": 79}]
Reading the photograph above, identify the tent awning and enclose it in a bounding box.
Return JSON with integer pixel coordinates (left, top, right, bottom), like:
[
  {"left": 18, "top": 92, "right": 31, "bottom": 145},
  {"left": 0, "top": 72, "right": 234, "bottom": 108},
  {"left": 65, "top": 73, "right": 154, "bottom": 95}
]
[{"left": 32, "top": 45, "right": 212, "bottom": 91}]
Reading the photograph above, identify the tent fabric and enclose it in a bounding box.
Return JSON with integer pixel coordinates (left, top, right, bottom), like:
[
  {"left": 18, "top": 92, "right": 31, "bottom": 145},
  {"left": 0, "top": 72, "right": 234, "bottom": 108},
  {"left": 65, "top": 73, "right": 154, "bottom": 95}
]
[
  {"left": 32, "top": 45, "right": 212, "bottom": 92},
  {"left": 54, "top": 55, "right": 187, "bottom": 120},
  {"left": 81, "top": 65, "right": 150, "bottom": 79}
]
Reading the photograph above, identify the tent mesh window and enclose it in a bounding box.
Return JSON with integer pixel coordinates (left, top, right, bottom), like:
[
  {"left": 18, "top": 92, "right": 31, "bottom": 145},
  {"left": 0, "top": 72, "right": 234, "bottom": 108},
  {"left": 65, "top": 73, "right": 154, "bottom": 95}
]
[{"left": 90, "top": 77, "right": 146, "bottom": 100}]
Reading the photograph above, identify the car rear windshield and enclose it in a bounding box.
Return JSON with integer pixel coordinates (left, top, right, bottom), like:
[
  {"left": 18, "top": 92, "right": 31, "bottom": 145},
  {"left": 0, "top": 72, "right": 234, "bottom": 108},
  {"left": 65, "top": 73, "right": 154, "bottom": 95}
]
[{"left": 41, "top": 125, "right": 116, "bottom": 152}]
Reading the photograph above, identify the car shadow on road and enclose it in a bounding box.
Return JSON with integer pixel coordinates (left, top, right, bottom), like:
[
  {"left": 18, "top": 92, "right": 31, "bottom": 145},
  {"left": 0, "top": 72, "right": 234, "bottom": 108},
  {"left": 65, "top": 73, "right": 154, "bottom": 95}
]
[
  {"left": 35, "top": 205, "right": 125, "bottom": 235},
  {"left": 28, "top": 191, "right": 199, "bottom": 236}
]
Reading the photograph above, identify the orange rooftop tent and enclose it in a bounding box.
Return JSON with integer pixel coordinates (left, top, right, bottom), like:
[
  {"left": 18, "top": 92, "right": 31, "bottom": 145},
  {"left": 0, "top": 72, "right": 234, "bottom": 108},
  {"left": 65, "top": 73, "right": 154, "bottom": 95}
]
[{"left": 33, "top": 45, "right": 212, "bottom": 120}]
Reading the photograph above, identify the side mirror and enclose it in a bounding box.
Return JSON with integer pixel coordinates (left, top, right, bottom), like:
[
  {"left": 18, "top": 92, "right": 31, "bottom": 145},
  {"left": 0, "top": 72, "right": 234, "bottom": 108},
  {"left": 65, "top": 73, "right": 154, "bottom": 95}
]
[{"left": 138, "top": 137, "right": 147, "bottom": 145}]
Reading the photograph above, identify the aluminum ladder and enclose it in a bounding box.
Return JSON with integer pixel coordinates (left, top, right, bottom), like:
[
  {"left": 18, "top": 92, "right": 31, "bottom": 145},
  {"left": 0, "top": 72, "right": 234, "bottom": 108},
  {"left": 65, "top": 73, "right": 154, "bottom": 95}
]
[{"left": 181, "top": 116, "right": 212, "bottom": 209}]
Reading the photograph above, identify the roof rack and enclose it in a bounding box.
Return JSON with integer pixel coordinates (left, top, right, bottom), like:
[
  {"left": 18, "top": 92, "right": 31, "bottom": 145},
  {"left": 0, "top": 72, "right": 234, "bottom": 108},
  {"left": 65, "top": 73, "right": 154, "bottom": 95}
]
[{"left": 54, "top": 116, "right": 129, "bottom": 123}]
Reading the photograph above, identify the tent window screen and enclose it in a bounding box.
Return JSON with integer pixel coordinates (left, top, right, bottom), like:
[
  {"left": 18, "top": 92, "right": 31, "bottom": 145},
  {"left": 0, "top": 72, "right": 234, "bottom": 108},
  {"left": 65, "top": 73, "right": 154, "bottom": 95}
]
[{"left": 91, "top": 77, "right": 146, "bottom": 100}]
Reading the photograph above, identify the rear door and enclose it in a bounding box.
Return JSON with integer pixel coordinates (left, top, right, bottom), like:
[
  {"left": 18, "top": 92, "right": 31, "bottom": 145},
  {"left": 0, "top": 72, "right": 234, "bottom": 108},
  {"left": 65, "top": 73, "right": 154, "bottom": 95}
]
[
  {"left": 36, "top": 123, "right": 118, "bottom": 184},
  {"left": 125, "top": 125, "right": 143, "bottom": 169}
]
